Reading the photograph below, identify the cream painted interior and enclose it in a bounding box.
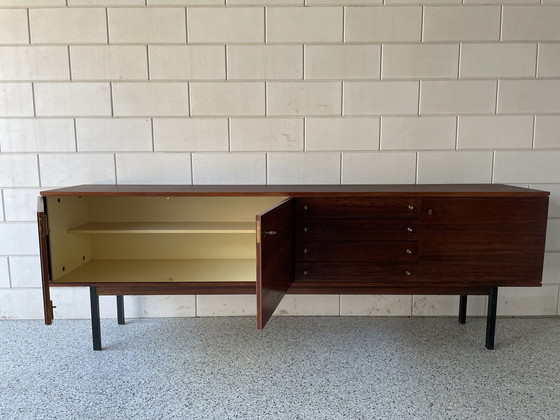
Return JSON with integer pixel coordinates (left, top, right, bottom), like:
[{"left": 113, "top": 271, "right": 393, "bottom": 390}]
[{"left": 47, "top": 196, "right": 287, "bottom": 283}]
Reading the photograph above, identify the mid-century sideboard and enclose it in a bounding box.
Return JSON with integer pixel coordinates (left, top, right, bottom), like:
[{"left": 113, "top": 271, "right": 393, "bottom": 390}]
[{"left": 37, "top": 184, "right": 550, "bottom": 350}]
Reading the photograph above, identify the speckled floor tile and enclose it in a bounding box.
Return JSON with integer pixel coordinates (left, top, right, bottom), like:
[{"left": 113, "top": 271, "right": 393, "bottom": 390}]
[{"left": 1, "top": 316, "right": 559, "bottom": 419}]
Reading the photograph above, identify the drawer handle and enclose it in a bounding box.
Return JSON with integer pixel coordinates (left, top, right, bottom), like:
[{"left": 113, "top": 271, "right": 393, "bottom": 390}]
[
  {"left": 405, "top": 271, "right": 411, "bottom": 276},
  {"left": 406, "top": 249, "right": 412, "bottom": 254},
  {"left": 264, "top": 231, "right": 277, "bottom": 236}
]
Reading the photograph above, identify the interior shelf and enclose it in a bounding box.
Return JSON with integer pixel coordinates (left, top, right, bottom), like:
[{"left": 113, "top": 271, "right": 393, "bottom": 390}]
[
  {"left": 68, "top": 221, "right": 256, "bottom": 234},
  {"left": 52, "top": 259, "right": 256, "bottom": 284}
]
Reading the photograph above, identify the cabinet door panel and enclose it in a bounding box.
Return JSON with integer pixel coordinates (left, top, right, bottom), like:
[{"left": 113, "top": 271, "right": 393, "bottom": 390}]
[
  {"left": 256, "top": 198, "right": 294, "bottom": 329},
  {"left": 295, "top": 219, "right": 419, "bottom": 242},
  {"left": 295, "top": 197, "right": 420, "bottom": 218},
  {"left": 296, "top": 241, "right": 418, "bottom": 262},
  {"left": 38, "top": 197, "right": 53, "bottom": 325},
  {"left": 295, "top": 262, "right": 417, "bottom": 282},
  {"left": 419, "top": 197, "right": 549, "bottom": 285}
]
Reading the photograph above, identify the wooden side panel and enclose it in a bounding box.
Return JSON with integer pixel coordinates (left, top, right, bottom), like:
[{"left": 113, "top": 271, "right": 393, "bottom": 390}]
[
  {"left": 295, "top": 197, "right": 420, "bottom": 218},
  {"left": 37, "top": 197, "right": 53, "bottom": 325},
  {"left": 256, "top": 198, "right": 294, "bottom": 330},
  {"left": 419, "top": 197, "right": 549, "bottom": 285}
]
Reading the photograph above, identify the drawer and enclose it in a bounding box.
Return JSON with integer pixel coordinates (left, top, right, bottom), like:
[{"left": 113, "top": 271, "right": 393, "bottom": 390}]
[
  {"left": 295, "top": 219, "right": 419, "bottom": 242},
  {"left": 295, "top": 197, "right": 420, "bottom": 219},
  {"left": 295, "top": 241, "right": 418, "bottom": 262},
  {"left": 295, "top": 262, "right": 417, "bottom": 282}
]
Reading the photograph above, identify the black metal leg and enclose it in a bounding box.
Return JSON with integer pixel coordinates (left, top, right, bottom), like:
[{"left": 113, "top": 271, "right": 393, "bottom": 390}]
[
  {"left": 116, "top": 295, "right": 125, "bottom": 325},
  {"left": 458, "top": 295, "right": 468, "bottom": 324},
  {"left": 90, "top": 287, "right": 102, "bottom": 351},
  {"left": 485, "top": 287, "right": 499, "bottom": 350}
]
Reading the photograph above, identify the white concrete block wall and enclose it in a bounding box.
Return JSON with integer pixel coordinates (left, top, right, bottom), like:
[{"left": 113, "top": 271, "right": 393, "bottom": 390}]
[{"left": 0, "top": 1, "right": 558, "bottom": 320}]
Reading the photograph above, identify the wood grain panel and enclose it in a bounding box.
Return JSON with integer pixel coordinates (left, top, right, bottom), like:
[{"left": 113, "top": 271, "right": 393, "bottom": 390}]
[
  {"left": 295, "top": 241, "right": 418, "bottom": 262},
  {"left": 295, "top": 197, "right": 420, "bottom": 218},
  {"left": 419, "top": 197, "right": 549, "bottom": 285},
  {"left": 295, "top": 262, "right": 417, "bottom": 282},
  {"left": 295, "top": 219, "right": 419, "bottom": 241},
  {"left": 256, "top": 198, "right": 294, "bottom": 330}
]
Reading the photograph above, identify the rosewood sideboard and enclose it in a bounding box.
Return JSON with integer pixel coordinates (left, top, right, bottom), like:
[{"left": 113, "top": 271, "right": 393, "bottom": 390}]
[{"left": 37, "top": 184, "right": 550, "bottom": 350}]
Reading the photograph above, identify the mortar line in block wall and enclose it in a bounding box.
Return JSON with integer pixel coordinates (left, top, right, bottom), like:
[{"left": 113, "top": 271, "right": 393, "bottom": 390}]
[
  {"left": 73, "top": 119, "right": 78, "bottom": 152},
  {"left": 0, "top": 190, "right": 6, "bottom": 223},
  {"left": 535, "top": 42, "right": 540, "bottom": 78},
  {"left": 150, "top": 118, "right": 155, "bottom": 152},
  {"left": 454, "top": 116, "right": 459, "bottom": 150},
  {"left": 67, "top": 46, "right": 73, "bottom": 81},
  {"left": 490, "top": 150, "right": 496, "bottom": 184},
  {"left": 31, "top": 82, "right": 36, "bottom": 118},
  {"left": 414, "top": 151, "right": 419, "bottom": 184},
  {"left": 303, "top": 117, "right": 307, "bottom": 151},
  {"left": 378, "top": 116, "right": 383, "bottom": 150},
  {"left": 36, "top": 154, "right": 42, "bottom": 190},
  {"left": 189, "top": 153, "right": 194, "bottom": 185},
  {"left": 420, "top": 6, "right": 424, "bottom": 43},
  {"left": 185, "top": 8, "right": 189, "bottom": 44},
  {"left": 494, "top": 80, "right": 499, "bottom": 115},
  {"left": 499, "top": 6, "right": 504, "bottom": 43},
  {"left": 264, "top": 7, "right": 267, "bottom": 44},
  {"left": 457, "top": 43, "right": 462, "bottom": 79},
  {"left": 109, "top": 83, "right": 115, "bottom": 117},
  {"left": 26, "top": 9, "right": 31, "bottom": 44},
  {"left": 531, "top": 115, "right": 537, "bottom": 149},
  {"left": 114, "top": 153, "right": 118, "bottom": 184},
  {"left": 105, "top": 8, "right": 110, "bottom": 44},
  {"left": 146, "top": 46, "right": 151, "bottom": 80},
  {"left": 342, "top": 7, "right": 346, "bottom": 44}
]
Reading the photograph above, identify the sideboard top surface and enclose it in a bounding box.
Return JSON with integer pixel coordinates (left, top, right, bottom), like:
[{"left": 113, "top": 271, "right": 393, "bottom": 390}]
[{"left": 41, "top": 184, "right": 550, "bottom": 197}]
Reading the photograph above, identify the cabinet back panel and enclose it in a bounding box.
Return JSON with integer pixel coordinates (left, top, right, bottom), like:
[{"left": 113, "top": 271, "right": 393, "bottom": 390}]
[
  {"left": 91, "top": 233, "right": 256, "bottom": 260},
  {"left": 88, "top": 197, "right": 286, "bottom": 222}
]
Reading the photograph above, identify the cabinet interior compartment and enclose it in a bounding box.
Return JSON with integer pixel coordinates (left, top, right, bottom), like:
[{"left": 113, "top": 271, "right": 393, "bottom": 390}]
[{"left": 46, "top": 195, "right": 287, "bottom": 284}]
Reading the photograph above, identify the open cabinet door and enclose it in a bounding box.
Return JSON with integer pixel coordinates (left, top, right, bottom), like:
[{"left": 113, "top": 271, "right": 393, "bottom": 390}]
[
  {"left": 256, "top": 198, "right": 294, "bottom": 329},
  {"left": 37, "top": 197, "right": 53, "bottom": 325}
]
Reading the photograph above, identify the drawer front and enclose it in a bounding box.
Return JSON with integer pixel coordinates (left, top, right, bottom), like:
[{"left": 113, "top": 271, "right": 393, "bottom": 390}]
[
  {"left": 295, "top": 262, "right": 417, "bottom": 282},
  {"left": 295, "top": 197, "right": 420, "bottom": 218},
  {"left": 295, "top": 241, "right": 418, "bottom": 262},
  {"left": 295, "top": 219, "right": 419, "bottom": 242}
]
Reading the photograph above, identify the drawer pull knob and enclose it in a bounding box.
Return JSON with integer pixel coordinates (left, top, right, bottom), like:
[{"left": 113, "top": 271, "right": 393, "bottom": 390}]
[
  {"left": 407, "top": 227, "right": 413, "bottom": 232},
  {"left": 406, "top": 249, "right": 412, "bottom": 254},
  {"left": 304, "top": 270, "right": 308, "bottom": 276},
  {"left": 304, "top": 205, "right": 308, "bottom": 210},
  {"left": 428, "top": 209, "right": 433, "bottom": 215},
  {"left": 304, "top": 227, "right": 308, "bottom": 232},
  {"left": 408, "top": 205, "right": 414, "bottom": 210},
  {"left": 405, "top": 271, "right": 411, "bottom": 276},
  {"left": 303, "top": 248, "right": 308, "bottom": 254}
]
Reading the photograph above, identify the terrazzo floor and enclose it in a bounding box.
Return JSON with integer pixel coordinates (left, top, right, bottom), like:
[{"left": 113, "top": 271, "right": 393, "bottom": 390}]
[{"left": 1, "top": 316, "right": 559, "bottom": 420}]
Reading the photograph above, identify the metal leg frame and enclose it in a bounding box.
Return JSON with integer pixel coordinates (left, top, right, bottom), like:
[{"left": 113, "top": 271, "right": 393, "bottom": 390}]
[
  {"left": 485, "top": 286, "right": 498, "bottom": 350},
  {"left": 117, "top": 295, "right": 125, "bottom": 325},
  {"left": 90, "top": 287, "right": 102, "bottom": 351},
  {"left": 458, "top": 295, "right": 467, "bottom": 324}
]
